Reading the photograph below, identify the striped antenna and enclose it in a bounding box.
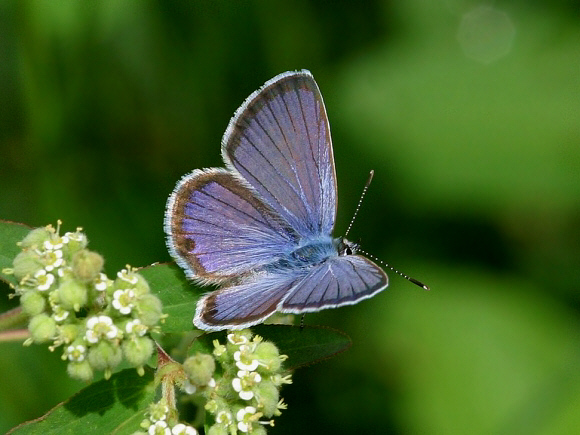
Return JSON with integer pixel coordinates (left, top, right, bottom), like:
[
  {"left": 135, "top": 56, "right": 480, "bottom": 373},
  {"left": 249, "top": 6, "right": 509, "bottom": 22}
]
[
  {"left": 344, "top": 170, "right": 374, "bottom": 237},
  {"left": 358, "top": 248, "right": 430, "bottom": 290}
]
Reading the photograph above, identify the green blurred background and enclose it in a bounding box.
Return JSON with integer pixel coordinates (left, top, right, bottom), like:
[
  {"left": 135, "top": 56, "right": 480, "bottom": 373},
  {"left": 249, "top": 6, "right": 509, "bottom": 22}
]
[{"left": 1, "top": 0, "right": 579, "bottom": 433}]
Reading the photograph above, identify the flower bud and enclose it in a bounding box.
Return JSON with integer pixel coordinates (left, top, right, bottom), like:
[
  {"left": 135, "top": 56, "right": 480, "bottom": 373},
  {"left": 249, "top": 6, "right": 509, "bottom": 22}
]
[
  {"left": 88, "top": 340, "right": 123, "bottom": 371},
  {"left": 136, "top": 294, "right": 163, "bottom": 326},
  {"left": 19, "top": 227, "right": 52, "bottom": 249},
  {"left": 72, "top": 250, "right": 104, "bottom": 283},
  {"left": 59, "top": 324, "right": 81, "bottom": 343},
  {"left": 12, "top": 251, "right": 43, "bottom": 280},
  {"left": 251, "top": 426, "right": 267, "bottom": 435},
  {"left": 207, "top": 426, "right": 229, "bottom": 435},
  {"left": 57, "top": 278, "right": 88, "bottom": 311},
  {"left": 65, "top": 231, "right": 88, "bottom": 254},
  {"left": 254, "top": 342, "right": 282, "bottom": 372},
  {"left": 67, "top": 360, "right": 94, "bottom": 382},
  {"left": 148, "top": 399, "right": 170, "bottom": 422},
  {"left": 183, "top": 353, "right": 216, "bottom": 386},
  {"left": 20, "top": 291, "right": 46, "bottom": 316},
  {"left": 132, "top": 273, "right": 150, "bottom": 296},
  {"left": 255, "top": 380, "right": 279, "bottom": 417},
  {"left": 28, "top": 313, "right": 57, "bottom": 343},
  {"left": 122, "top": 336, "right": 154, "bottom": 367},
  {"left": 212, "top": 340, "right": 228, "bottom": 365}
]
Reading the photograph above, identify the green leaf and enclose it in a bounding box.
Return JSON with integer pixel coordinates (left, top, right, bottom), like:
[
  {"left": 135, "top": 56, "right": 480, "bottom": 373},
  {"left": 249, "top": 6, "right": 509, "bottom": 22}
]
[
  {"left": 139, "top": 263, "right": 201, "bottom": 333},
  {"left": 191, "top": 325, "right": 352, "bottom": 370},
  {"left": 0, "top": 220, "right": 32, "bottom": 287},
  {"left": 8, "top": 368, "right": 156, "bottom": 435},
  {"left": 253, "top": 325, "right": 351, "bottom": 370}
]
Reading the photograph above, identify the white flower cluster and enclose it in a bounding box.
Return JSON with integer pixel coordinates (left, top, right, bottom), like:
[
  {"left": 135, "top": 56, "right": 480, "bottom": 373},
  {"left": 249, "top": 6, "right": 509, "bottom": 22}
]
[
  {"left": 185, "top": 330, "right": 292, "bottom": 435},
  {"left": 141, "top": 400, "right": 198, "bottom": 435},
  {"left": 7, "top": 222, "right": 163, "bottom": 381}
]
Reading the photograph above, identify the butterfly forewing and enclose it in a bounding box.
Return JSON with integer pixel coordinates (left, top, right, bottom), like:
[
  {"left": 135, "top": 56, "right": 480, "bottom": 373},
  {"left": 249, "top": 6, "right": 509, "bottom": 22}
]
[
  {"left": 165, "top": 168, "right": 298, "bottom": 282},
  {"left": 222, "top": 70, "right": 337, "bottom": 239}
]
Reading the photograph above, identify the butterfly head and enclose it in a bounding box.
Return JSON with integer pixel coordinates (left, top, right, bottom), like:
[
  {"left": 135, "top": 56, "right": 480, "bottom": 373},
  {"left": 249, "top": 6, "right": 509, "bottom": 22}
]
[{"left": 335, "top": 237, "right": 359, "bottom": 256}]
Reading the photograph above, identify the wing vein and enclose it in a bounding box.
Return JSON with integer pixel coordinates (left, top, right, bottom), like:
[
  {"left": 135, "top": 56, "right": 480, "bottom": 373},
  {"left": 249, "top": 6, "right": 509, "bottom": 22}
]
[
  {"left": 294, "top": 85, "right": 319, "bottom": 220},
  {"left": 279, "top": 89, "right": 310, "bottom": 219},
  {"left": 200, "top": 187, "right": 276, "bottom": 230}
]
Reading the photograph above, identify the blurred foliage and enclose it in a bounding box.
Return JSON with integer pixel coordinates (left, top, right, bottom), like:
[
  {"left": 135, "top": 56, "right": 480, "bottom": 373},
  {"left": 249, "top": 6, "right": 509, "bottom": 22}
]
[{"left": 1, "top": 0, "right": 579, "bottom": 434}]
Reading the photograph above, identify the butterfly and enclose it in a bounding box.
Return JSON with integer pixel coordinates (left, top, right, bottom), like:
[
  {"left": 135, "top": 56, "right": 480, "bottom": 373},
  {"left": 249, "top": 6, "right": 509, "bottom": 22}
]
[{"left": 165, "top": 70, "right": 392, "bottom": 331}]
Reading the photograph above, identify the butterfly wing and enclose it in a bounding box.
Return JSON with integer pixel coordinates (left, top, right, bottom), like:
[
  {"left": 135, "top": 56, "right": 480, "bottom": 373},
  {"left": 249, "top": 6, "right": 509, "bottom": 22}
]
[
  {"left": 165, "top": 168, "right": 299, "bottom": 282},
  {"left": 280, "top": 255, "right": 388, "bottom": 312},
  {"left": 169, "top": 71, "right": 386, "bottom": 331},
  {"left": 194, "top": 254, "right": 387, "bottom": 330},
  {"left": 194, "top": 271, "right": 306, "bottom": 330},
  {"left": 222, "top": 70, "right": 337, "bottom": 239}
]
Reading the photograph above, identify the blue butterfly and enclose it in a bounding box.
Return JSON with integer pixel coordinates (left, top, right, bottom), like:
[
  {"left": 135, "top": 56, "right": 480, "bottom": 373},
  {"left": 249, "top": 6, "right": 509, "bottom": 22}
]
[{"left": 165, "top": 70, "right": 389, "bottom": 331}]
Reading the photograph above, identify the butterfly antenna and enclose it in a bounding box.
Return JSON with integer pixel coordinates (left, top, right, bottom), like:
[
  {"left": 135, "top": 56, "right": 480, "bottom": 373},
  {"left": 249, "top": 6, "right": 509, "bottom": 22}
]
[
  {"left": 358, "top": 248, "right": 430, "bottom": 290},
  {"left": 345, "top": 170, "right": 374, "bottom": 238}
]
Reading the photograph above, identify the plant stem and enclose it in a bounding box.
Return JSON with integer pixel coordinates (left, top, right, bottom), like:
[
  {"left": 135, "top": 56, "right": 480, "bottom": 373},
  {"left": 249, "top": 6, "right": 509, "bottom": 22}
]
[
  {"left": 0, "top": 329, "right": 29, "bottom": 342},
  {"left": 0, "top": 307, "right": 28, "bottom": 331}
]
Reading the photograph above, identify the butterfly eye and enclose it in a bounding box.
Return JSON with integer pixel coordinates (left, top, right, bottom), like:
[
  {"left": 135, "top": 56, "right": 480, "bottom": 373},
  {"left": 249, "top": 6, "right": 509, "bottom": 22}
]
[{"left": 337, "top": 238, "right": 358, "bottom": 256}]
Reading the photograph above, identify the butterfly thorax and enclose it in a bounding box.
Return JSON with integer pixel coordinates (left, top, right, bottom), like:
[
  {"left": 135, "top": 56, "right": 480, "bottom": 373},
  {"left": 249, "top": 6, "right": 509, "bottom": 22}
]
[{"left": 259, "top": 236, "right": 358, "bottom": 275}]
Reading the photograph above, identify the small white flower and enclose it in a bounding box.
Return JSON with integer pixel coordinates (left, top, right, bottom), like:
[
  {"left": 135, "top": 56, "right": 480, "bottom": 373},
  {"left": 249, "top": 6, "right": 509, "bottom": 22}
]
[
  {"left": 149, "top": 420, "right": 170, "bottom": 435},
  {"left": 65, "top": 344, "right": 86, "bottom": 362},
  {"left": 43, "top": 238, "right": 65, "bottom": 251},
  {"left": 236, "top": 406, "right": 257, "bottom": 433},
  {"left": 207, "top": 377, "right": 216, "bottom": 388},
  {"left": 34, "top": 269, "right": 55, "bottom": 291},
  {"left": 232, "top": 370, "right": 262, "bottom": 401},
  {"left": 112, "top": 288, "right": 136, "bottom": 315},
  {"left": 64, "top": 230, "right": 85, "bottom": 243},
  {"left": 125, "top": 318, "right": 147, "bottom": 336},
  {"left": 234, "top": 347, "right": 259, "bottom": 371},
  {"left": 216, "top": 410, "right": 232, "bottom": 425},
  {"left": 118, "top": 268, "right": 138, "bottom": 284},
  {"left": 53, "top": 305, "right": 70, "bottom": 322},
  {"left": 43, "top": 249, "right": 63, "bottom": 272},
  {"left": 85, "top": 315, "right": 119, "bottom": 343},
  {"left": 171, "top": 423, "right": 197, "bottom": 435},
  {"left": 232, "top": 378, "right": 252, "bottom": 400},
  {"left": 94, "top": 273, "right": 110, "bottom": 291},
  {"left": 227, "top": 332, "right": 249, "bottom": 346}
]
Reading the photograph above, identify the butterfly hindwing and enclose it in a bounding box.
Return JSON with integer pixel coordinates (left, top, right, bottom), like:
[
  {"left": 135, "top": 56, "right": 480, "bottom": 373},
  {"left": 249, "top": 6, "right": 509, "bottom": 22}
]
[
  {"left": 194, "top": 254, "right": 387, "bottom": 330},
  {"left": 194, "top": 271, "right": 305, "bottom": 330},
  {"left": 281, "top": 255, "right": 388, "bottom": 312}
]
